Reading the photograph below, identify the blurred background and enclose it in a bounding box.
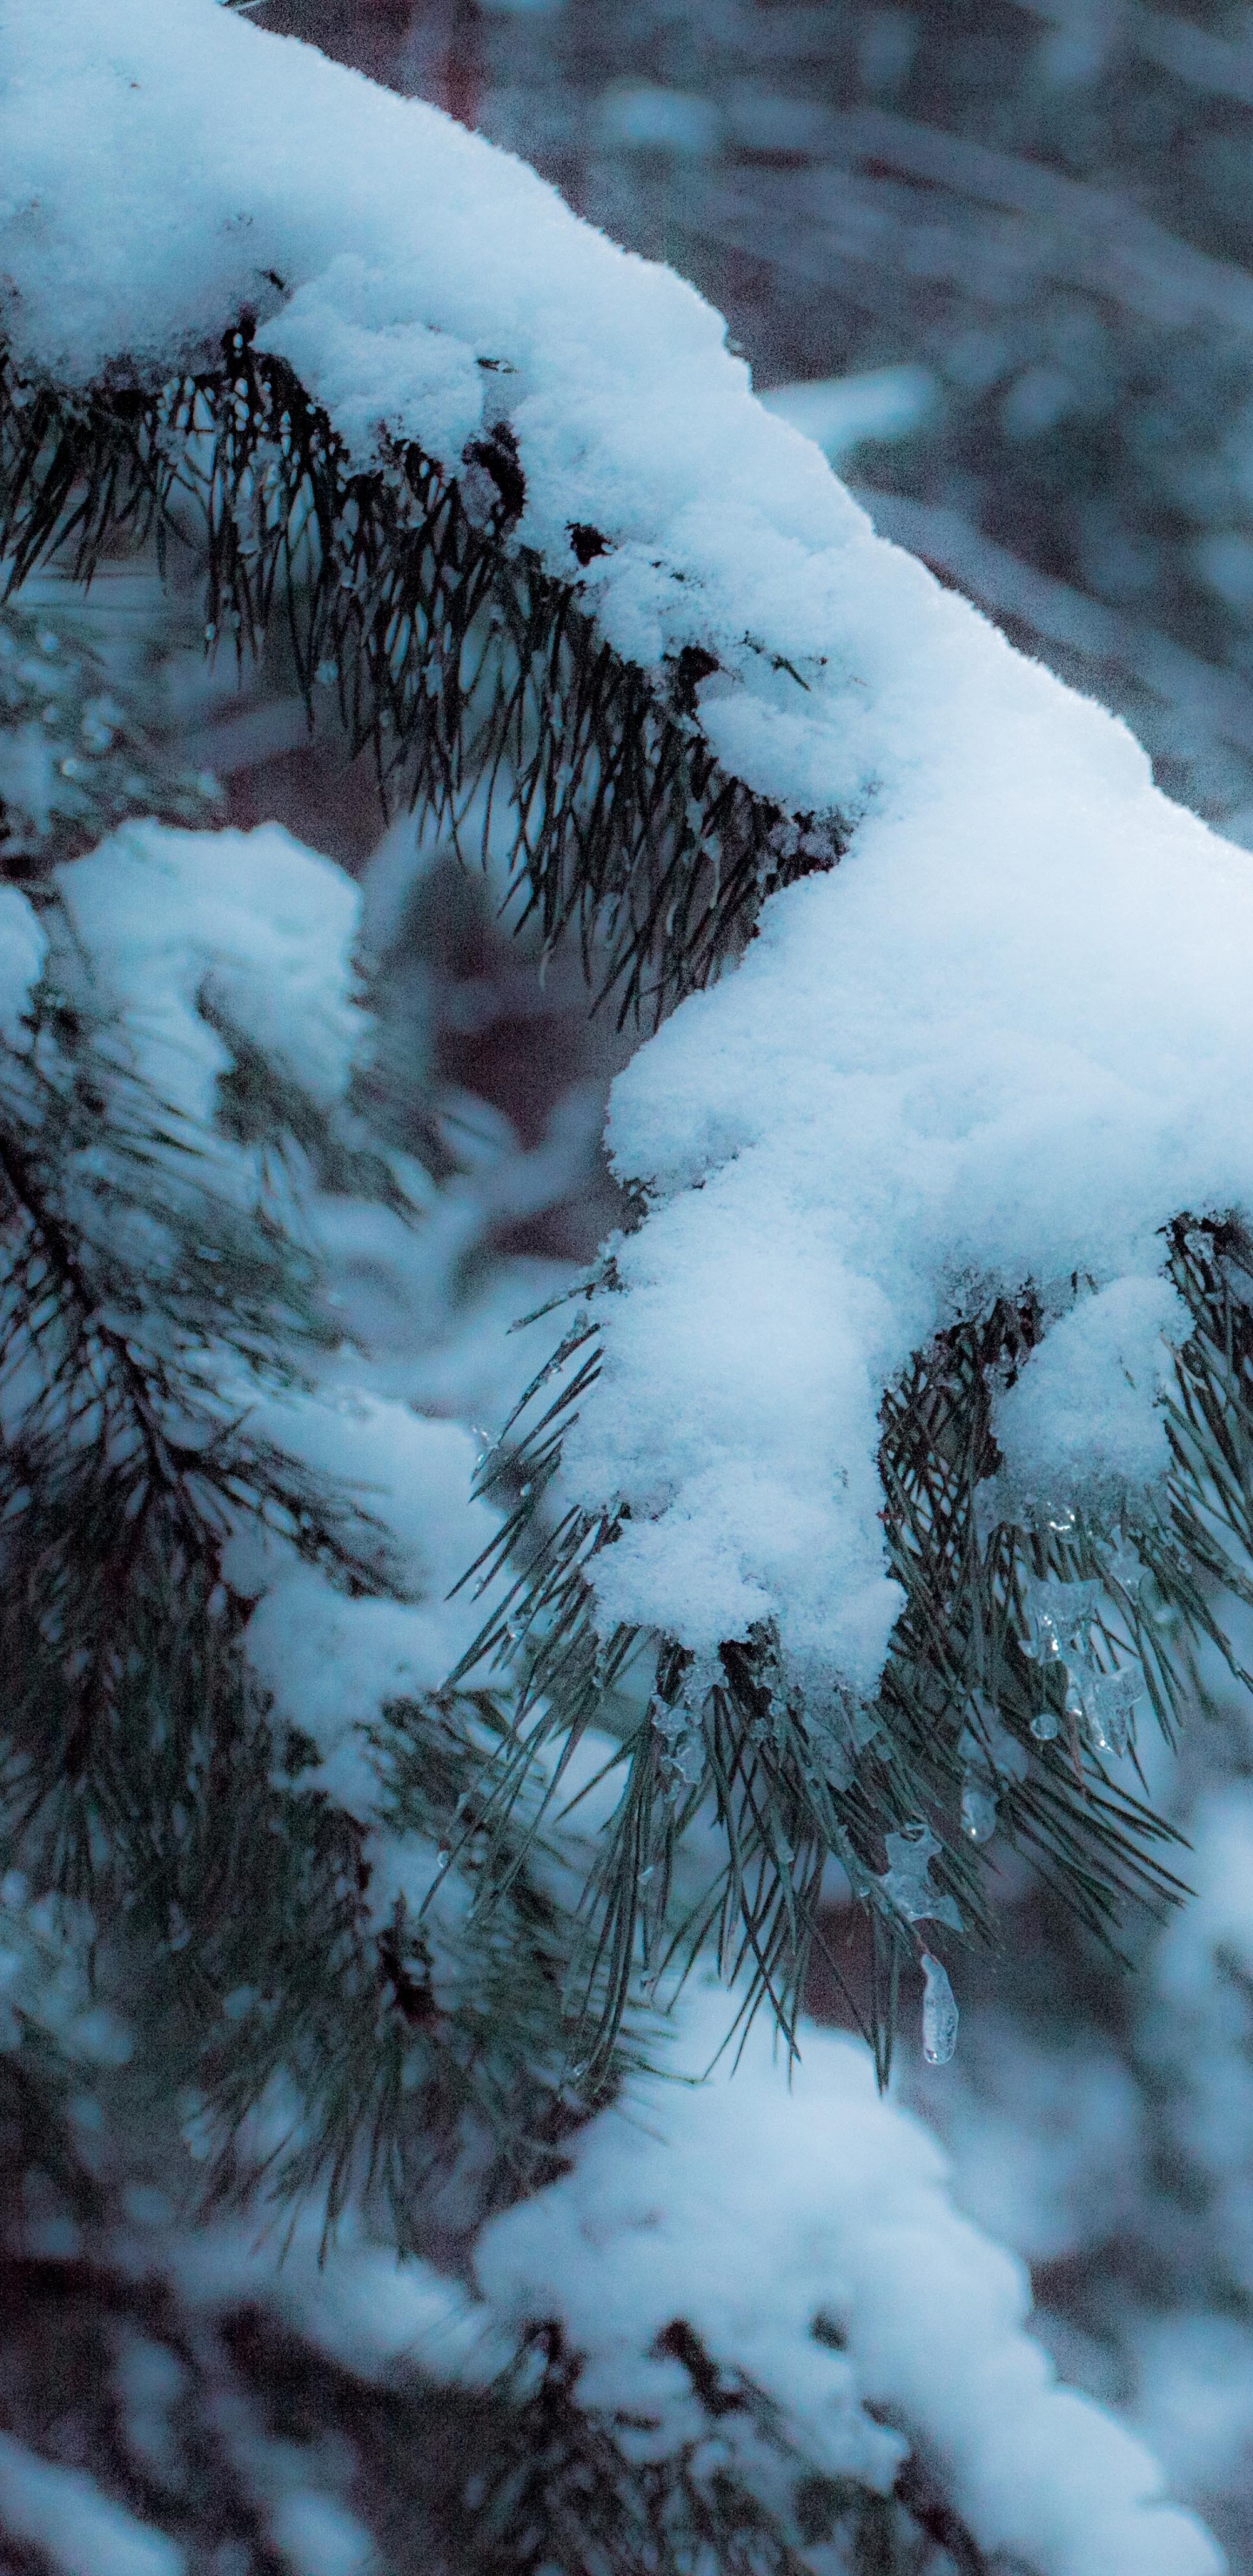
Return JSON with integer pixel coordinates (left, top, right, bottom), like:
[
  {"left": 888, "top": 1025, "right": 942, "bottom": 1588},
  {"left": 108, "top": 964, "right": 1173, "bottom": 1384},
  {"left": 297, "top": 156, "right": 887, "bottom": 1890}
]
[{"left": 23, "top": 2, "right": 1253, "bottom": 2566}]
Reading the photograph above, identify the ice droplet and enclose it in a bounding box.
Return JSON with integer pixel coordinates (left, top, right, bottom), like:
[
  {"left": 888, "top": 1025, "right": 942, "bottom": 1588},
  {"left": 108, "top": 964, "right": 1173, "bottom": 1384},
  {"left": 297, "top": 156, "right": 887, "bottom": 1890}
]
[
  {"left": 879, "top": 1824, "right": 963, "bottom": 1929},
  {"left": 921, "top": 1953, "right": 958, "bottom": 2065},
  {"left": 961, "top": 1780, "right": 998, "bottom": 1843},
  {"left": 1030, "top": 1705, "right": 1060, "bottom": 1741},
  {"left": 1100, "top": 1540, "right": 1143, "bottom": 1603}
]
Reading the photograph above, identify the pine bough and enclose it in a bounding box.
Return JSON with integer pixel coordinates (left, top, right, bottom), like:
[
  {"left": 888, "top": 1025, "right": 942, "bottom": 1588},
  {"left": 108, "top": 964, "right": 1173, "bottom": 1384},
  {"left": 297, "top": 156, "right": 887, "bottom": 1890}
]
[{"left": 0, "top": 0, "right": 1245, "bottom": 2569}]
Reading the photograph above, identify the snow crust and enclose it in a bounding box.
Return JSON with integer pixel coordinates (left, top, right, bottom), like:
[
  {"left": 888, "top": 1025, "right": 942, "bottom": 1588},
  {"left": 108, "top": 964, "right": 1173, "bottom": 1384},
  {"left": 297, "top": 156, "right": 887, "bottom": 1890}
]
[{"left": 3, "top": 0, "right": 1242, "bottom": 1690}]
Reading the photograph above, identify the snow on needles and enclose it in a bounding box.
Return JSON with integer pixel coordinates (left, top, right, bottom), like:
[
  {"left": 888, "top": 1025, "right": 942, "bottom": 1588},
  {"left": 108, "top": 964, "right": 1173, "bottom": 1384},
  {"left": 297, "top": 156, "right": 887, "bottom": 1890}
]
[
  {"left": 57, "top": 819, "right": 364, "bottom": 1124},
  {"left": 133, "top": 1986, "right": 1222, "bottom": 2576},
  {"left": 478, "top": 1986, "right": 1220, "bottom": 2576},
  {"left": 3, "top": 0, "right": 1244, "bottom": 1694}
]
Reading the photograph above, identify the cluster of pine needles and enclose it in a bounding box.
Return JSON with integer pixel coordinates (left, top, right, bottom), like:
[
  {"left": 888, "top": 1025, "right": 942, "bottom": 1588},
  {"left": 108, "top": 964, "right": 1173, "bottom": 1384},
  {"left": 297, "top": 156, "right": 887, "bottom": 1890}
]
[{"left": 3, "top": 314, "right": 1253, "bottom": 2123}]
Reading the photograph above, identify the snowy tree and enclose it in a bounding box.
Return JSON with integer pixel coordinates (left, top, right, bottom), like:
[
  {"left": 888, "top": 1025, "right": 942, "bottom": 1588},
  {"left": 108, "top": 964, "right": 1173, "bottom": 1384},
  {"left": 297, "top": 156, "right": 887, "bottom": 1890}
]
[{"left": 0, "top": 0, "right": 1246, "bottom": 2569}]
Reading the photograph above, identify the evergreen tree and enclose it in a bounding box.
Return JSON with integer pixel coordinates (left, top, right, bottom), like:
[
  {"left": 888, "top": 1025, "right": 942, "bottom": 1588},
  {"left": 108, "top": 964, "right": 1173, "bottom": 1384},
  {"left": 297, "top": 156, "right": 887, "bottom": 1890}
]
[{"left": 0, "top": 3, "right": 1246, "bottom": 2571}]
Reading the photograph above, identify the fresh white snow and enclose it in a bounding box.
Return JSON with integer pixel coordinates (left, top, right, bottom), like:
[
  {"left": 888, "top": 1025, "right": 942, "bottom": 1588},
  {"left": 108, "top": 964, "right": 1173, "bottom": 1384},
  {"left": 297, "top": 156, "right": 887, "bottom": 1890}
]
[{"left": 56, "top": 819, "right": 364, "bottom": 1119}]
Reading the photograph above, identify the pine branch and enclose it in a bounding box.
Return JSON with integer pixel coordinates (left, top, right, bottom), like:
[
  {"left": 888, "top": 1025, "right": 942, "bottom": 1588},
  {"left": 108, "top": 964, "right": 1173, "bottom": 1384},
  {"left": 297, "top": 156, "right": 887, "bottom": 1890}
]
[
  {"left": 0, "top": 331, "right": 841, "bottom": 1028},
  {"left": 451, "top": 1241, "right": 1244, "bottom": 2077},
  {"left": 0, "top": 308, "right": 1236, "bottom": 2093},
  {"left": 172, "top": 1678, "right": 660, "bottom": 2251},
  {"left": 0, "top": 2244, "right": 1000, "bottom": 2576},
  {"left": 459, "top": 2320, "right": 1000, "bottom": 2576}
]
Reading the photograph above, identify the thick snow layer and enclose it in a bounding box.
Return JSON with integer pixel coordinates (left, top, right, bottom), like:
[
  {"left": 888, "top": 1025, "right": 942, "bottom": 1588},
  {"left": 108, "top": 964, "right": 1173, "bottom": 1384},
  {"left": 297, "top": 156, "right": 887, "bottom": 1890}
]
[
  {"left": 475, "top": 1987, "right": 1220, "bottom": 2576},
  {"left": 3, "top": 0, "right": 1241, "bottom": 1688},
  {"left": 566, "top": 740, "right": 1253, "bottom": 1688}
]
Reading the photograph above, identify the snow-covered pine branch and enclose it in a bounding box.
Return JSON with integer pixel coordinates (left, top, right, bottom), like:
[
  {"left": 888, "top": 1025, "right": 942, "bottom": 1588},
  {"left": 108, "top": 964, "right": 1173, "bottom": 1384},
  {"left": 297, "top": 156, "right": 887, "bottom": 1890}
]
[
  {"left": 0, "top": 727, "right": 1217, "bottom": 2576},
  {"left": 0, "top": 9, "right": 1250, "bottom": 2566},
  {"left": 7, "top": 0, "right": 1253, "bottom": 2059},
  {"left": 0, "top": 809, "right": 599, "bottom": 2217}
]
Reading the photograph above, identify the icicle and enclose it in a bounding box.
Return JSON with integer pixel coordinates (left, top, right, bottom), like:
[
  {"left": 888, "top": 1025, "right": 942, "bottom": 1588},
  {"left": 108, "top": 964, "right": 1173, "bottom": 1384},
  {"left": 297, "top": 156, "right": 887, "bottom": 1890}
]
[
  {"left": 1020, "top": 1573, "right": 1103, "bottom": 1663},
  {"left": 650, "top": 1691, "right": 706, "bottom": 1799},
  {"left": 1085, "top": 1662, "right": 1143, "bottom": 1757},
  {"left": 957, "top": 1704, "right": 1027, "bottom": 1841},
  {"left": 921, "top": 1953, "right": 959, "bottom": 2064},
  {"left": 1099, "top": 1538, "right": 1144, "bottom": 1603},
  {"left": 1020, "top": 1600, "right": 1062, "bottom": 1665}
]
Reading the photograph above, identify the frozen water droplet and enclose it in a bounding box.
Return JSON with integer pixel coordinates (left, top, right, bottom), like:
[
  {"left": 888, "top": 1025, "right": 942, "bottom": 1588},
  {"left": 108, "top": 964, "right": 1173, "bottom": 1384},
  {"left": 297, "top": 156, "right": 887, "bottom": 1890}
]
[
  {"left": 961, "top": 1781, "right": 998, "bottom": 1843},
  {"left": 1086, "top": 1662, "right": 1142, "bottom": 1757},
  {"left": 921, "top": 1953, "right": 958, "bottom": 2064},
  {"left": 1101, "top": 1541, "right": 1143, "bottom": 1602},
  {"left": 1021, "top": 1573, "right": 1102, "bottom": 1669},
  {"left": 1030, "top": 1706, "right": 1060, "bottom": 1741},
  {"left": 880, "top": 1824, "right": 962, "bottom": 1929}
]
